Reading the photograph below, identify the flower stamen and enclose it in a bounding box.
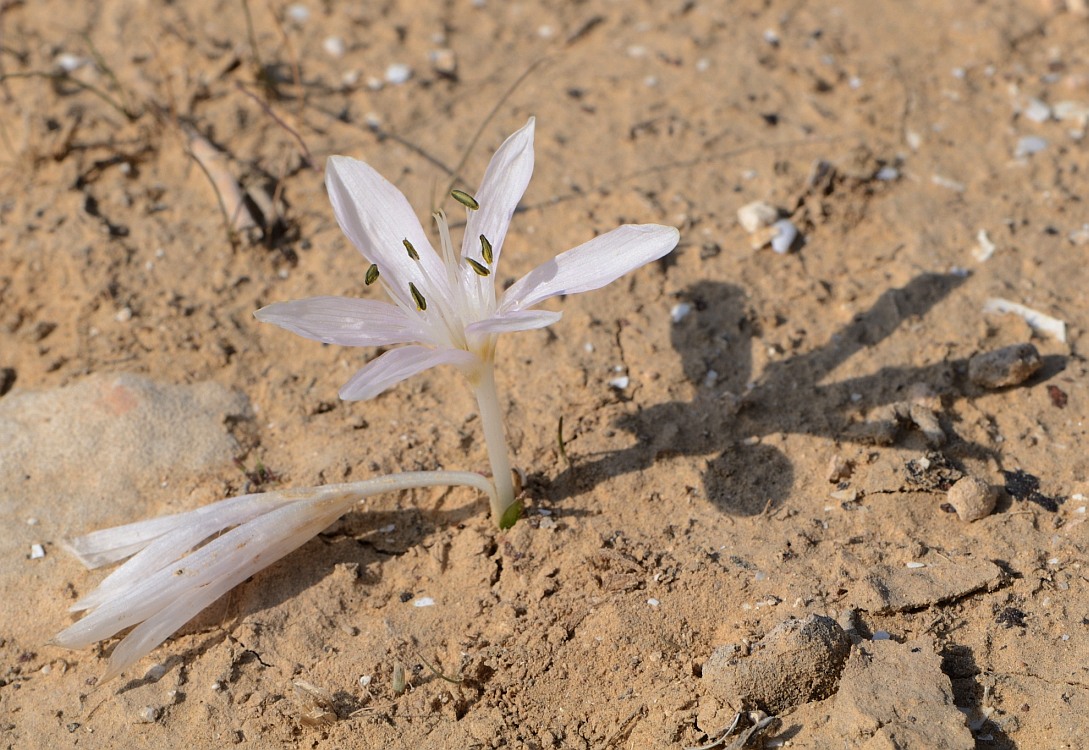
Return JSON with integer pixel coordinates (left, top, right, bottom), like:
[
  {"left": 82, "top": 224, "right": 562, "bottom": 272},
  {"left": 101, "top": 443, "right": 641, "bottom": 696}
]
[
  {"left": 451, "top": 189, "right": 479, "bottom": 210},
  {"left": 365, "top": 263, "right": 380, "bottom": 285},
  {"left": 480, "top": 234, "right": 493, "bottom": 266},
  {"left": 408, "top": 282, "right": 427, "bottom": 311},
  {"left": 403, "top": 239, "right": 420, "bottom": 261},
  {"left": 466, "top": 258, "right": 491, "bottom": 277}
]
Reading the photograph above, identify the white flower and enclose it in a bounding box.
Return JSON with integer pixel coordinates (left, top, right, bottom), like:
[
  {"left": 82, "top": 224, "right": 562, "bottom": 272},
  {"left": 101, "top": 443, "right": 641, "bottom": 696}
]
[
  {"left": 254, "top": 117, "right": 680, "bottom": 401},
  {"left": 54, "top": 472, "right": 494, "bottom": 683}
]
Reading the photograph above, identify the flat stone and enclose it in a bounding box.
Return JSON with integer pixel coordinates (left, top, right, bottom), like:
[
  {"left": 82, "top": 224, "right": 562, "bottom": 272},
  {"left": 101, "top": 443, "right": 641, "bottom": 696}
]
[
  {"left": 968, "top": 343, "right": 1041, "bottom": 389},
  {"left": 853, "top": 557, "right": 1002, "bottom": 614},
  {"left": 827, "top": 637, "right": 974, "bottom": 749}
]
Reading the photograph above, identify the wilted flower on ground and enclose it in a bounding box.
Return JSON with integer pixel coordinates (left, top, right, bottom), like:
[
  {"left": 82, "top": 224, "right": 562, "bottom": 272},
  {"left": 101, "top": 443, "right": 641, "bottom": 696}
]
[
  {"left": 54, "top": 472, "right": 495, "bottom": 682},
  {"left": 256, "top": 118, "right": 679, "bottom": 524}
]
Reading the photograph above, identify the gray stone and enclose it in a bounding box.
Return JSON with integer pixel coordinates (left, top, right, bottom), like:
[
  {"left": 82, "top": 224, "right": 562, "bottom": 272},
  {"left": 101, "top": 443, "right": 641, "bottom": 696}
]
[{"left": 968, "top": 343, "right": 1041, "bottom": 389}]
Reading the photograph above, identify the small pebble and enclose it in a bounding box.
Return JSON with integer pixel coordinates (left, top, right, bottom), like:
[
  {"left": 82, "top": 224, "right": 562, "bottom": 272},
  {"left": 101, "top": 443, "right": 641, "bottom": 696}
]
[
  {"left": 1023, "top": 98, "right": 1052, "bottom": 123},
  {"left": 1014, "top": 135, "right": 1048, "bottom": 158},
  {"left": 947, "top": 475, "right": 998, "bottom": 522},
  {"left": 670, "top": 302, "right": 692, "bottom": 323},
  {"left": 968, "top": 343, "right": 1041, "bottom": 389},
  {"left": 770, "top": 219, "right": 798, "bottom": 254},
  {"left": 322, "top": 36, "right": 346, "bottom": 58},
  {"left": 826, "top": 454, "right": 854, "bottom": 483},
  {"left": 737, "top": 200, "right": 779, "bottom": 233},
  {"left": 647, "top": 598, "right": 660, "bottom": 607},
  {"left": 30, "top": 544, "right": 45, "bottom": 559},
  {"left": 136, "top": 705, "right": 160, "bottom": 723},
  {"left": 412, "top": 596, "right": 435, "bottom": 607},
  {"left": 359, "top": 674, "right": 372, "bottom": 687},
  {"left": 905, "top": 562, "right": 926, "bottom": 569},
  {"left": 608, "top": 376, "right": 630, "bottom": 390},
  {"left": 55, "top": 53, "right": 87, "bottom": 72},
  {"left": 285, "top": 3, "right": 310, "bottom": 24},
  {"left": 429, "top": 48, "right": 457, "bottom": 77},
  {"left": 384, "top": 63, "right": 413, "bottom": 85},
  {"left": 830, "top": 488, "right": 859, "bottom": 503},
  {"left": 875, "top": 165, "right": 900, "bottom": 181}
]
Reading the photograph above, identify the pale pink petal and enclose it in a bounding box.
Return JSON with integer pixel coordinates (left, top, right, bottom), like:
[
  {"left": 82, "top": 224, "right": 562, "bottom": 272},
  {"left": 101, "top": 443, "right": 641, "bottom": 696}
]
[
  {"left": 339, "top": 345, "right": 479, "bottom": 401},
  {"left": 465, "top": 309, "right": 562, "bottom": 336},
  {"left": 500, "top": 224, "right": 680, "bottom": 312},
  {"left": 461, "top": 118, "right": 535, "bottom": 268},
  {"left": 254, "top": 296, "right": 423, "bottom": 347},
  {"left": 325, "top": 157, "right": 449, "bottom": 308}
]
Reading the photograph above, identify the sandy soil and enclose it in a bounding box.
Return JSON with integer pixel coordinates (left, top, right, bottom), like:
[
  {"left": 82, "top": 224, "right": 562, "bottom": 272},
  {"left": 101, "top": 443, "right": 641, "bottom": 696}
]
[{"left": 2, "top": 0, "right": 1088, "bottom": 747}]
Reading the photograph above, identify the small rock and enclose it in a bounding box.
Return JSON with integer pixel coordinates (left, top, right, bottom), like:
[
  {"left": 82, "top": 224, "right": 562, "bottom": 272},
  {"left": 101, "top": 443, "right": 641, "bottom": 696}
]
[
  {"left": 702, "top": 614, "right": 851, "bottom": 714},
  {"left": 827, "top": 454, "right": 854, "bottom": 483},
  {"left": 322, "top": 36, "right": 346, "bottom": 58},
  {"left": 968, "top": 343, "right": 1041, "bottom": 388},
  {"left": 384, "top": 63, "right": 412, "bottom": 85},
  {"left": 136, "top": 705, "right": 160, "bottom": 723},
  {"left": 1014, "top": 135, "right": 1047, "bottom": 158},
  {"left": 770, "top": 219, "right": 798, "bottom": 254},
  {"left": 947, "top": 475, "right": 997, "bottom": 522},
  {"left": 827, "top": 637, "right": 974, "bottom": 749},
  {"left": 737, "top": 201, "right": 779, "bottom": 233},
  {"left": 429, "top": 48, "right": 457, "bottom": 78}
]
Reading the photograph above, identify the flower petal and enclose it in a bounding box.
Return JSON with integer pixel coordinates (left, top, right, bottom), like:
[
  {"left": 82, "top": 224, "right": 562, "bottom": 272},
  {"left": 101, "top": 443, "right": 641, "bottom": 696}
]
[
  {"left": 500, "top": 224, "right": 680, "bottom": 312},
  {"left": 325, "top": 156, "right": 448, "bottom": 307},
  {"left": 465, "top": 309, "right": 562, "bottom": 336},
  {"left": 254, "top": 296, "right": 423, "bottom": 347},
  {"left": 462, "top": 118, "right": 535, "bottom": 269},
  {"left": 339, "top": 345, "right": 479, "bottom": 401}
]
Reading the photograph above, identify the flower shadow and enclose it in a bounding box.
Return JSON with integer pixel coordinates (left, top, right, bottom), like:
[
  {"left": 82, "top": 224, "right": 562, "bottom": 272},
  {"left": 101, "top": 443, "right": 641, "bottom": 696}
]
[{"left": 546, "top": 272, "right": 1063, "bottom": 516}]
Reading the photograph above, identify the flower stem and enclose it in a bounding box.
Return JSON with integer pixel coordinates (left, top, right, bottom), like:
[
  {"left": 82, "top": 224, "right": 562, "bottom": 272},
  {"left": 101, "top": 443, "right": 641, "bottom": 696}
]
[{"left": 472, "top": 363, "right": 519, "bottom": 527}]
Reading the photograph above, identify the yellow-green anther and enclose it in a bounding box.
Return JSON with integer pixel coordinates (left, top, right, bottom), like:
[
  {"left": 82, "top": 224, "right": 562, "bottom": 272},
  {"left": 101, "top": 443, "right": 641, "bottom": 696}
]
[
  {"left": 466, "top": 257, "right": 491, "bottom": 277},
  {"left": 451, "top": 189, "right": 479, "bottom": 210},
  {"left": 408, "top": 282, "right": 427, "bottom": 311},
  {"left": 365, "top": 263, "right": 380, "bottom": 285},
  {"left": 480, "top": 234, "right": 493, "bottom": 265},
  {"left": 403, "top": 239, "right": 420, "bottom": 261}
]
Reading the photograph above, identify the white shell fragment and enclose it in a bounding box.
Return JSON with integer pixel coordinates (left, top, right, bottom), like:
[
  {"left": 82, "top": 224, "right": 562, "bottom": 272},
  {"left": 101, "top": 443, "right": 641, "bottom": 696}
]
[
  {"left": 608, "top": 375, "right": 630, "bottom": 390},
  {"left": 30, "top": 544, "right": 46, "bottom": 559},
  {"left": 770, "top": 219, "right": 798, "bottom": 254},
  {"left": 983, "top": 298, "right": 1067, "bottom": 343},
  {"left": 412, "top": 596, "right": 435, "bottom": 607},
  {"left": 973, "top": 229, "right": 996, "bottom": 262},
  {"left": 737, "top": 201, "right": 779, "bottom": 233}
]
